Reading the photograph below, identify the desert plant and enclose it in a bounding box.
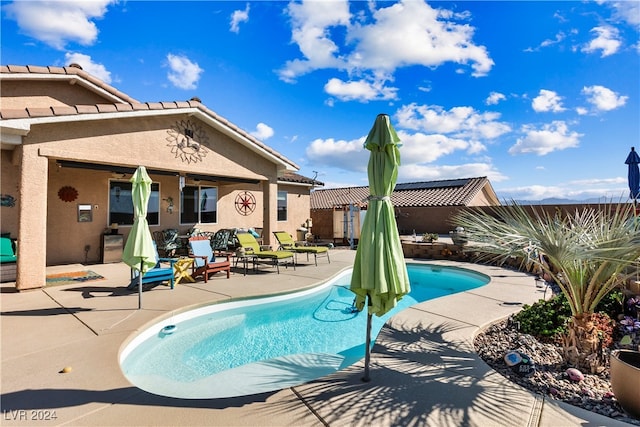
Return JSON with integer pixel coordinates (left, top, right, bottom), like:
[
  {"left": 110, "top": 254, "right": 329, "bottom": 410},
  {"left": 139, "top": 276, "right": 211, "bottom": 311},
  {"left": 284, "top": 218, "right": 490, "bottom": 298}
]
[{"left": 453, "top": 202, "right": 640, "bottom": 370}]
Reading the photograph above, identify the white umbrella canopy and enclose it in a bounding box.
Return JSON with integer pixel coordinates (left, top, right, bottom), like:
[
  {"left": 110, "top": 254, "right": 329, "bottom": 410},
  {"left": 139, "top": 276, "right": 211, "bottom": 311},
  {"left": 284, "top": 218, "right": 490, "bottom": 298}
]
[
  {"left": 350, "top": 114, "right": 411, "bottom": 381},
  {"left": 122, "top": 166, "right": 157, "bottom": 309}
]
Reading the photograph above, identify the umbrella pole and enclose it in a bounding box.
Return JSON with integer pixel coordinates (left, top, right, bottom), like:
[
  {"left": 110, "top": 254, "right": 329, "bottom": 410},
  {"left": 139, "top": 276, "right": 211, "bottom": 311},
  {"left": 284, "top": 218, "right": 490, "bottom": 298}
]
[
  {"left": 138, "top": 260, "right": 143, "bottom": 310},
  {"left": 362, "top": 311, "right": 372, "bottom": 382}
]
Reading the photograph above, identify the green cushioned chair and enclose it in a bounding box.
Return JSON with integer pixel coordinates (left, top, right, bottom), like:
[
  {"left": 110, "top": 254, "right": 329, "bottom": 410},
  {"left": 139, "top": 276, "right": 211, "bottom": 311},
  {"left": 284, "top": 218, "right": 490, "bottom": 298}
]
[
  {"left": 235, "top": 232, "right": 295, "bottom": 274},
  {"left": 273, "top": 231, "right": 330, "bottom": 266},
  {"left": 0, "top": 237, "right": 17, "bottom": 264}
]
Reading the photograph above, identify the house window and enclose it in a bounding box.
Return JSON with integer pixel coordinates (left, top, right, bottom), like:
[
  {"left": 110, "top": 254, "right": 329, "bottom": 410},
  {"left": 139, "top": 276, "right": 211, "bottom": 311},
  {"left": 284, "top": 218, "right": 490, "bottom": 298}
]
[
  {"left": 277, "top": 190, "right": 287, "bottom": 221},
  {"left": 181, "top": 185, "right": 217, "bottom": 224},
  {"left": 109, "top": 181, "right": 160, "bottom": 226}
]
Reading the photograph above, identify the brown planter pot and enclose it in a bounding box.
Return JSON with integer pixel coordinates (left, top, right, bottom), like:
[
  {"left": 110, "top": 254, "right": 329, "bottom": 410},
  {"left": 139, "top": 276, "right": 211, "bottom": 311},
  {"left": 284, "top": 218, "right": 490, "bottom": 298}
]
[{"left": 610, "top": 349, "right": 640, "bottom": 419}]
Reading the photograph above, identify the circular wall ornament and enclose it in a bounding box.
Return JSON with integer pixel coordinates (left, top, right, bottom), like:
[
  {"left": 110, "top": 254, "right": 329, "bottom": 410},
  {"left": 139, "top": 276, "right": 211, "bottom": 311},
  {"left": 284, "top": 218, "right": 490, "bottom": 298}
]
[
  {"left": 58, "top": 186, "right": 78, "bottom": 202},
  {"left": 166, "top": 119, "right": 209, "bottom": 164},
  {"left": 235, "top": 191, "right": 256, "bottom": 216}
]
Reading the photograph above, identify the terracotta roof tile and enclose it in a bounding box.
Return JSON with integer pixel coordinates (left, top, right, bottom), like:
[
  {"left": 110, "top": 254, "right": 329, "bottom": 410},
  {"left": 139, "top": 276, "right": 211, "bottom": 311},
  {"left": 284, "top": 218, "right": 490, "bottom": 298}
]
[
  {"left": 0, "top": 64, "right": 300, "bottom": 171},
  {"left": 75, "top": 105, "right": 99, "bottom": 114},
  {"left": 311, "top": 177, "right": 494, "bottom": 210},
  {"left": 0, "top": 109, "right": 29, "bottom": 119},
  {"left": 146, "top": 102, "right": 163, "bottom": 110},
  {"left": 95, "top": 104, "right": 117, "bottom": 113},
  {"left": 52, "top": 106, "right": 78, "bottom": 116},
  {"left": 2, "top": 64, "right": 139, "bottom": 104},
  {"left": 114, "top": 103, "right": 133, "bottom": 112},
  {"left": 131, "top": 103, "right": 149, "bottom": 111},
  {"left": 26, "top": 65, "right": 49, "bottom": 73},
  {"left": 279, "top": 172, "right": 324, "bottom": 186},
  {"left": 7, "top": 65, "right": 29, "bottom": 73},
  {"left": 26, "top": 107, "right": 53, "bottom": 117},
  {"left": 46, "top": 66, "right": 67, "bottom": 75}
]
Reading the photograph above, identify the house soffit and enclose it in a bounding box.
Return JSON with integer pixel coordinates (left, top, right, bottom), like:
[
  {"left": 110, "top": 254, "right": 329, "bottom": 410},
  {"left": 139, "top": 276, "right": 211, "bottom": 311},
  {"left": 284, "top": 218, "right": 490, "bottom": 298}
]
[{"left": 1, "top": 107, "right": 298, "bottom": 172}]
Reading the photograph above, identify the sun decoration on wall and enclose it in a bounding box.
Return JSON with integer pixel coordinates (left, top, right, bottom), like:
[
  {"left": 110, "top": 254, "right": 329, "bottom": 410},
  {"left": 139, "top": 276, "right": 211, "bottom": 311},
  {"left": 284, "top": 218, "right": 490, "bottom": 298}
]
[
  {"left": 58, "top": 186, "right": 78, "bottom": 202},
  {"left": 166, "top": 119, "right": 209, "bottom": 164},
  {"left": 235, "top": 191, "right": 256, "bottom": 216}
]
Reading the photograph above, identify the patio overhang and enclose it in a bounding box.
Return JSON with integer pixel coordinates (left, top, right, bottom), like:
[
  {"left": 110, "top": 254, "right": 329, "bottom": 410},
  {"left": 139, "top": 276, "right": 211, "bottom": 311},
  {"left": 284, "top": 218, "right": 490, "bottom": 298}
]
[{"left": 56, "top": 160, "right": 261, "bottom": 185}]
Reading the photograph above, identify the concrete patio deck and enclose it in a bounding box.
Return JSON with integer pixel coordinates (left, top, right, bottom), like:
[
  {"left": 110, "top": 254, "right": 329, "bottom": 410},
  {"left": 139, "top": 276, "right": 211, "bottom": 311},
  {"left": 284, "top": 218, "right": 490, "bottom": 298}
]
[{"left": 1, "top": 250, "right": 633, "bottom": 426}]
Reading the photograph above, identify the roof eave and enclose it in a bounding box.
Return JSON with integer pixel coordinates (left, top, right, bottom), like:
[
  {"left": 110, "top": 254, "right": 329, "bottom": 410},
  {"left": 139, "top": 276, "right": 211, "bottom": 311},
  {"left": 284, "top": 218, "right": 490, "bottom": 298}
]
[{"left": 1, "top": 107, "right": 299, "bottom": 172}]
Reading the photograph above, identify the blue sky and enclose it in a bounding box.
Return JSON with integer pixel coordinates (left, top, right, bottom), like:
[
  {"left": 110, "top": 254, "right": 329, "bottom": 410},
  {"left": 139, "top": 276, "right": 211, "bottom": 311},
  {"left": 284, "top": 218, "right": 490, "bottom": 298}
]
[{"left": 2, "top": 0, "right": 638, "bottom": 201}]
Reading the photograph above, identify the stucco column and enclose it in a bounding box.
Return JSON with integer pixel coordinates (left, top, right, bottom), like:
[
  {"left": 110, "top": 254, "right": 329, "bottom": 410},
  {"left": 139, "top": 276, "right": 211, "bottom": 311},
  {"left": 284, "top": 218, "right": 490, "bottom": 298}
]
[
  {"left": 262, "top": 180, "right": 278, "bottom": 247},
  {"left": 16, "top": 146, "right": 48, "bottom": 290}
]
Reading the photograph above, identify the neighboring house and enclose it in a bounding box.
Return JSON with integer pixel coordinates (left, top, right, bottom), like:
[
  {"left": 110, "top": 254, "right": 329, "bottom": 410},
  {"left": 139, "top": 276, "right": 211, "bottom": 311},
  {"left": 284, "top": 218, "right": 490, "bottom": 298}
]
[
  {"left": 310, "top": 177, "right": 500, "bottom": 242},
  {"left": 0, "top": 64, "right": 322, "bottom": 290}
]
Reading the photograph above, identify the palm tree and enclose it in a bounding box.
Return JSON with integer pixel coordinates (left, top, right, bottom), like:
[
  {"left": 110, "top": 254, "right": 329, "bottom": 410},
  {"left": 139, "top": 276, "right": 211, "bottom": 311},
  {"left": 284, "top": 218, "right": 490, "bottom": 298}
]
[{"left": 452, "top": 202, "right": 640, "bottom": 370}]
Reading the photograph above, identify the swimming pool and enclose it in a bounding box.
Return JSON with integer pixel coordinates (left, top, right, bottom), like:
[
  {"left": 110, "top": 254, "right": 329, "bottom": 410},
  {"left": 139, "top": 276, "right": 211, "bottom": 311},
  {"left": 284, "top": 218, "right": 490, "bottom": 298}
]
[{"left": 120, "top": 263, "right": 489, "bottom": 399}]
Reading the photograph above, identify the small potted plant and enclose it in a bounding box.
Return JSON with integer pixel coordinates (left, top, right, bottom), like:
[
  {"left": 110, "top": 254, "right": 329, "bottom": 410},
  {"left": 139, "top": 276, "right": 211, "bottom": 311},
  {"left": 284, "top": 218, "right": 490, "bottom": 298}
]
[{"left": 422, "top": 233, "right": 439, "bottom": 243}]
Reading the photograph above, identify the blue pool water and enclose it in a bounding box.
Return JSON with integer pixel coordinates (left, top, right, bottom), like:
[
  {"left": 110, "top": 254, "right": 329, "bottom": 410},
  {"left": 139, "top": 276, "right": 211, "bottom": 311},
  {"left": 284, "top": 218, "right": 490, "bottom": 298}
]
[{"left": 120, "top": 264, "right": 488, "bottom": 398}]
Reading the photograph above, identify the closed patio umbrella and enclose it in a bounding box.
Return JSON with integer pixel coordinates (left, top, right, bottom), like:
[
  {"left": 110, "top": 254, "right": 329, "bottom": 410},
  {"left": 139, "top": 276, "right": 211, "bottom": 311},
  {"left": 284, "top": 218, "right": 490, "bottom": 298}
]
[
  {"left": 350, "top": 114, "right": 411, "bottom": 382},
  {"left": 122, "top": 166, "right": 157, "bottom": 309},
  {"left": 625, "top": 147, "right": 640, "bottom": 200}
]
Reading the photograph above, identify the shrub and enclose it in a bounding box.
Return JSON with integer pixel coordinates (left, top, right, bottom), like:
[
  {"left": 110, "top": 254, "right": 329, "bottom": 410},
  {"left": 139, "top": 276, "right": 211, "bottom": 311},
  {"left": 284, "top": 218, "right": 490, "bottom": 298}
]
[
  {"left": 512, "top": 295, "right": 571, "bottom": 341},
  {"left": 513, "top": 292, "right": 621, "bottom": 345}
]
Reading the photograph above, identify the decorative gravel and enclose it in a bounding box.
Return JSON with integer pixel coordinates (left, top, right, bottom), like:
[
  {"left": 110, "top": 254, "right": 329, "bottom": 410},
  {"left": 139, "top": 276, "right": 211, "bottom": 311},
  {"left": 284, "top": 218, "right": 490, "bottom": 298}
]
[{"left": 474, "top": 319, "right": 640, "bottom": 425}]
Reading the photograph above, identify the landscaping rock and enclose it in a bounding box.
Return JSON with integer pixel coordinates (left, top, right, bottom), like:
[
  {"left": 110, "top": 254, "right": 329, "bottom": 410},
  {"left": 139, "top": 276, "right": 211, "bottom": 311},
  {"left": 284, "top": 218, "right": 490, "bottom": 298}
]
[{"left": 475, "top": 319, "right": 640, "bottom": 426}]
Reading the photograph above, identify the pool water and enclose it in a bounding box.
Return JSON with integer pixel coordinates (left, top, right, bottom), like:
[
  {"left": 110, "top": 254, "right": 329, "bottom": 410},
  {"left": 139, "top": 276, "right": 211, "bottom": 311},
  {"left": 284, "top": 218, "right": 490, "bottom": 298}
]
[{"left": 120, "top": 264, "right": 488, "bottom": 398}]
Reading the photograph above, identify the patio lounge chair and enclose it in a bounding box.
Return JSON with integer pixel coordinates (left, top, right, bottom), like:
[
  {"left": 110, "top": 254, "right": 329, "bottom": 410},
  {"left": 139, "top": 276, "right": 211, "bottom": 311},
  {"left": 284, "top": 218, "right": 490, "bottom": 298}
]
[
  {"left": 128, "top": 243, "right": 176, "bottom": 290},
  {"left": 273, "top": 231, "right": 330, "bottom": 266},
  {"left": 188, "top": 236, "right": 231, "bottom": 282},
  {"left": 0, "top": 237, "right": 17, "bottom": 283},
  {"left": 210, "top": 228, "right": 234, "bottom": 253},
  {"left": 152, "top": 228, "right": 182, "bottom": 257},
  {"left": 235, "top": 232, "right": 295, "bottom": 273}
]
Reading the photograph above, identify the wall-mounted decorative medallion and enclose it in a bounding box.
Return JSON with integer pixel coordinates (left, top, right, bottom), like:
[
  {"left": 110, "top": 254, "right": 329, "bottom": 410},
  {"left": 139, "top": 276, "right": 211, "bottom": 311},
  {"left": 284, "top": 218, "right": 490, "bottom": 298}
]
[
  {"left": 167, "top": 119, "right": 209, "bottom": 164},
  {"left": 58, "top": 186, "right": 78, "bottom": 202},
  {"left": 235, "top": 191, "right": 256, "bottom": 216}
]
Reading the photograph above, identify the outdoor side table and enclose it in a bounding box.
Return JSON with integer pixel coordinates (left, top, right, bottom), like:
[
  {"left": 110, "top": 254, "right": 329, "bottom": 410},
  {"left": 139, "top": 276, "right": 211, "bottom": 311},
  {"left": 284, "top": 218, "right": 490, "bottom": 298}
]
[{"left": 173, "top": 257, "right": 195, "bottom": 285}]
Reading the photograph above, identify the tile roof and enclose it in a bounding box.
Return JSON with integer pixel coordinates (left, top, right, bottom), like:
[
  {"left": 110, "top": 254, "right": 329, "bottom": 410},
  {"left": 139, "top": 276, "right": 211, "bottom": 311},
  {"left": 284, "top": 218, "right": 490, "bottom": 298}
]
[
  {"left": 311, "top": 177, "right": 494, "bottom": 209},
  {"left": 1, "top": 64, "right": 139, "bottom": 103},
  {"left": 278, "top": 172, "right": 325, "bottom": 187},
  {"left": 0, "top": 64, "right": 298, "bottom": 170}
]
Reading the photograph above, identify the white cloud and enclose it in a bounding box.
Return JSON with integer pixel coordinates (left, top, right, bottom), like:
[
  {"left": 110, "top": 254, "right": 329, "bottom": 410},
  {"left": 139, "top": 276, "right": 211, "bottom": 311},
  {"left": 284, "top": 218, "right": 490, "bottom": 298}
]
[
  {"left": 396, "top": 103, "right": 511, "bottom": 140},
  {"left": 250, "top": 123, "right": 274, "bottom": 140},
  {"left": 279, "top": 0, "right": 494, "bottom": 98},
  {"left": 485, "top": 91, "right": 506, "bottom": 105},
  {"left": 346, "top": 0, "right": 493, "bottom": 77},
  {"left": 230, "top": 3, "right": 250, "bottom": 34},
  {"left": 278, "top": 0, "right": 351, "bottom": 83},
  {"left": 4, "top": 0, "right": 115, "bottom": 50},
  {"left": 305, "top": 136, "right": 369, "bottom": 172},
  {"left": 165, "top": 54, "right": 203, "bottom": 90},
  {"left": 396, "top": 131, "right": 470, "bottom": 163},
  {"left": 582, "top": 85, "right": 628, "bottom": 112},
  {"left": 324, "top": 77, "right": 398, "bottom": 102},
  {"left": 525, "top": 31, "right": 567, "bottom": 52},
  {"left": 509, "top": 121, "right": 582, "bottom": 156},
  {"left": 532, "top": 89, "right": 566, "bottom": 113},
  {"left": 496, "top": 177, "right": 627, "bottom": 201},
  {"left": 608, "top": 1, "right": 640, "bottom": 30},
  {"left": 582, "top": 26, "right": 622, "bottom": 57},
  {"left": 64, "top": 52, "right": 111, "bottom": 83},
  {"left": 398, "top": 162, "right": 508, "bottom": 183}
]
